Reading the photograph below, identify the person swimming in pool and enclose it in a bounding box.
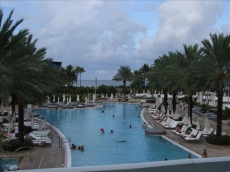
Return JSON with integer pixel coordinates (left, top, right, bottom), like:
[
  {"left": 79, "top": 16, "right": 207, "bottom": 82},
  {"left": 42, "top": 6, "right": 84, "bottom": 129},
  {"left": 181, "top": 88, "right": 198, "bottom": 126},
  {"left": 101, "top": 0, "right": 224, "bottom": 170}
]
[{"left": 117, "top": 140, "right": 127, "bottom": 143}]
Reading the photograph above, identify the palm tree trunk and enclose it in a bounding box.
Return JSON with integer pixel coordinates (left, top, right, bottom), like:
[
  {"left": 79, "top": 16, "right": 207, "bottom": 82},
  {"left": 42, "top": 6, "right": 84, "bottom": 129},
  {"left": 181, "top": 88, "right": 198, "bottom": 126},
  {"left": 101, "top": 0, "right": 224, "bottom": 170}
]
[
  {"left": 18, "top": 97, "right": 24, "bottom": 143},
  {"left": 11, "top": 94, "right": 16, "bottom": 113},
  {"left": 123, "top": 80, "right": 126, "bottom": 97},
  {"left": 163, "top": 90, "right": 168, "bottom": 113},
  {"left": 172, "top": 91, "right": 176, "bottom": 113},
  {"left": 80, "top": 73, "right": 81, "bottom": 87},
  {"left": 189, "top": 94, "right": 193, "bottom": 125},
  {"left": 216, "top": 88, "right": 223, "bottom": 137}
]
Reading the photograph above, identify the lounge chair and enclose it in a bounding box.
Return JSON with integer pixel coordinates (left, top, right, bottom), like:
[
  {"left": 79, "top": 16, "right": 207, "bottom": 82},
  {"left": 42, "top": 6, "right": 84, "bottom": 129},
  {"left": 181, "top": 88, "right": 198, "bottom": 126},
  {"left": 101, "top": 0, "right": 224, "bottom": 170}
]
[
  {"left": 180, "top": 128, "right": 198, "bottom": 138},
  {"left": 202, "top": 128, "right": 214, "bottom": 137},
  {"left": 184, "top": 132, "right": 202, "bottom": 142},
  {"left": 164, "top": 121, "right": 178, "bottom": 129}
]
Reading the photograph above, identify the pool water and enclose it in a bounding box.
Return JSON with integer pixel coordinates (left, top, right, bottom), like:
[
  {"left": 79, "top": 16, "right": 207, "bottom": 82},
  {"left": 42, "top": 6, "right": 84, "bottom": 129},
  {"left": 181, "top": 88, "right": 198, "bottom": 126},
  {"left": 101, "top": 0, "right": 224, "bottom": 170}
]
[
  {"left": 0, "top": 158, "right": 19, "bottom": 171},
  {"left": 33, "top": 103, "right": 198, "bottom": 167}
]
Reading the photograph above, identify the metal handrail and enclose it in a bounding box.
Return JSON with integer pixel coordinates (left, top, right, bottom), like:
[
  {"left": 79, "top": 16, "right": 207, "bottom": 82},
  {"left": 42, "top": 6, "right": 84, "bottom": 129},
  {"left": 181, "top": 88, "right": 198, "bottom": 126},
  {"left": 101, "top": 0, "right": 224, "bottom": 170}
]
[{"left": 9, "top": 146, "right": 33, "bottom": 162}]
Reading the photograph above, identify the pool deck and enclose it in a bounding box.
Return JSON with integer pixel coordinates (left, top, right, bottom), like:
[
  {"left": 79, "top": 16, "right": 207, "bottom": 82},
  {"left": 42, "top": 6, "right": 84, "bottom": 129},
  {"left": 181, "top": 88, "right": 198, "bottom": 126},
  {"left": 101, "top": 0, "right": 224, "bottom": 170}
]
[{"left": 5, "top": 102, "right": 230, "bottom": 170}]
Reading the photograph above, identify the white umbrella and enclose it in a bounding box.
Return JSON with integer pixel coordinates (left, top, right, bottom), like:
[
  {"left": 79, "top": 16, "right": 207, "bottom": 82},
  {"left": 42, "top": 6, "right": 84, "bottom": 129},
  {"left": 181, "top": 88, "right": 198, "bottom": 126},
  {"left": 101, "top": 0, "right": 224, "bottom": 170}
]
[
  {"left": 69, "top": 96, "right": 71, "bottom": 103},
  {"left": 58, "top": 96, "right": 59, "bottom": 103},
  {"left": 205, "top": 118, "right": 210, "bottom": 129},
  {"left": 31, "top": 117, "right": 34, "bottom": 128},
  {"left": 187, "top": 116, "right": 192, "bottom": 128},
  {"left": 24, "top": 110, "right": 29, "bottom": 120},
  {"left": 182, "top": 116, "right": 187, "bottom": 124},
  {"left": 39, "top": 120, "right": 43, "bottom": 131},
  {"left": 196, "top": 118, "right": 200, "bottom": 130},
  {"left": 8, "top": 121, "right": 12, "bottom": 134},
  {"left": 111, "top": 93, "right": 113, "bottom": 100},
  {"left": 7, "top": 112, "right": 11, "bottom": 121},
  {"left": 53, "top": 95, "right": 55, "bottom": 102},
  {"left": 42, "top": 118, "right": 46, "bottom": 129},
  {"left": 77, "top": 95, "right": 79, "bottom": 102},
  {"left": 12, "top": 111, "right": 16, "bottom": 122},
  {"left": 63, "top": 94, "right": 65, "bottom": 103}
]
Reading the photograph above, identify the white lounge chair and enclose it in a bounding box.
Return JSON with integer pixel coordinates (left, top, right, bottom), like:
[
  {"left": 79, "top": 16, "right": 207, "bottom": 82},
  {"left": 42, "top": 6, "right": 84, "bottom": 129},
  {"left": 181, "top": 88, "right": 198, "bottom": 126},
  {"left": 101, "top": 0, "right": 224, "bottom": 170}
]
[
  {"left": 164, "top": 121, "right": 178, "bottom": 129},
  {"left": 180, "top": 128, "right": 198, "bottom": 138},
  {"left": 184, "top": 132, "right": 202, "bottom": 141}
]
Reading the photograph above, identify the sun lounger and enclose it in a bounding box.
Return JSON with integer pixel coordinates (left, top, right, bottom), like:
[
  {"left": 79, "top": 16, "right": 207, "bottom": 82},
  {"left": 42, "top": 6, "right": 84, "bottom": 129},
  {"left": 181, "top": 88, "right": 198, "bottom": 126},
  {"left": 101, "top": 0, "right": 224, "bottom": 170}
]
[
  {"left": 202, "top": 128, "right": 214, "bottom": 137},
  {"left": 29, "top": 133, "right": 51, "bottom": 140},
  {"left": 32, "top": 139, "right": 52, "bottom": 145},
  {"left": 30, "top": 130, "right": 51, "bottom": 136},
  {"left": 164, "top": 121, "right": 179, "bottom": 129},
  {"left": 180, "top": 128, "right": 198, "bottom": 138},
  {"left": 184, "top": 132, "right": 202, "bottom": 142}
]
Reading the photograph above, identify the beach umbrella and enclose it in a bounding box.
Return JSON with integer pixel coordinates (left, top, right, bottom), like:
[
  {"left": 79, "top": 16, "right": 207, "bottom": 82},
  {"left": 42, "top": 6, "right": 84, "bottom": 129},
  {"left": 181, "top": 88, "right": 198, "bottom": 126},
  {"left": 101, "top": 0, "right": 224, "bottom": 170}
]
[
  {"left": 58, "top": 97, "right": 59, "bottom": 103},
  {"left": 196, "top": 118, "right": 200, "bottom": 130},
  {"left": 205, "top": 118, "right": 210, "bottom": 129},
  {"left": 77, "top": 95, "right": 79, "bottom": 102},
  {"left": 69, "top": 96, "right": 71, "bottom": 103},
  {"left": 24, "top": 110, "right": 29, "bottom": 120},
  {"left": 173, "top": 112, "right": 180, "bottom": 120},
  {"left": 187, "top": 116, "right": 192, "bottom": 128},
  {"left": 31, "top": 117, "right": 34, "bottom": 128},
  {"left": 111, "top": 93, "right": 113, "bottom": 100},
  {"left": 8, "top": 121, "right": 12, "bottom": 134},
  {"left": 42, "top": 119, "right": 46, "bottom": 129},
  {"left": 182, "top": 116, "right": 186, "bottom": 124},
  {"left": 12, "top": 112, "right": 16, "bottom": 122},
  {"left": 63, "top": 94, "right": 65, "bottom": 103},
  {"left": 7, "top": 112, "right": 11, "bottom": 121},
  {"left": 39, "top": 120, "right": 43, "bottom": 131},
  {"left": 53, "top": 95, "right": 55, "bottom": 102}
]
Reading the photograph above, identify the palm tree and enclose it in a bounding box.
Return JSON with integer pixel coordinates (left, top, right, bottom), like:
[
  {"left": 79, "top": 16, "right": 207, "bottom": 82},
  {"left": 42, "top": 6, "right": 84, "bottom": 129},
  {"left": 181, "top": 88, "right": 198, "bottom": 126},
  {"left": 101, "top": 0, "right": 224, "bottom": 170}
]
[
  {"left": 76, "top": 66, "right": 85, "bottom": 87},
  {"left": 195, "top": 33, "right": 230, "bottom": 137},
  {"left": 113, "top": 66, "right": 133, "bottom": 97},
  {"left": 132, "top": 70, "right": 144, "bottom": 94},
  {"left": 0, "top": 10, "right": 63, "bottom": 142},
  {"left": 175, "top": 44, "right": 202, "bottom": 124}
]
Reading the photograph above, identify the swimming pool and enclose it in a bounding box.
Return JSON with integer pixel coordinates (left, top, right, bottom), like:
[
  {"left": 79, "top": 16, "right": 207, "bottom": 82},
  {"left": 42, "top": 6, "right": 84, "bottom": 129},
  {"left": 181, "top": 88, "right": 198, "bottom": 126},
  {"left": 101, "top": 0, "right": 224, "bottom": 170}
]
[
  {"left": 0, "top": 158, "right": 19, "bottom": 171},
  {"left": 33, "top": 103, "right": 198, "bottom": 167}
]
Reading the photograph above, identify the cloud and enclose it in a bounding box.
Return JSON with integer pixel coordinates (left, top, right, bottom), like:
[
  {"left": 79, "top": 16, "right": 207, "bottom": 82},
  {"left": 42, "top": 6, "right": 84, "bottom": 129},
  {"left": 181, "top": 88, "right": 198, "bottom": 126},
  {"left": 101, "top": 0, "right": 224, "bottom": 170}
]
[
  {"left": 2, "top": 0, "right": 228, "bottom": 80},
  {"left": 133, "top": 0, "right": 225, "bottom": 61}
]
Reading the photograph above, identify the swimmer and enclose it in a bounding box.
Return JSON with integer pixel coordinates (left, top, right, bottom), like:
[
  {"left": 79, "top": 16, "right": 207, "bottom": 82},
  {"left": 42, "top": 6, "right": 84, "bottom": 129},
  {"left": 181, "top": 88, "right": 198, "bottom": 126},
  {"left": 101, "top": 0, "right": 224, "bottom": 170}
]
[
  {"left": 111, "top": 130, "right": 113, "bottom": 133},
  {"left": 142, "top": 122, "right": 148, "bottom": 129},
  {"left": 117, "top": 140, "right": 127, "bottom": 143},
  {"left": 113, "top": 114, "right": 114, "bottom": 118},
  {"left": 130, "top": 125, "right": 132, "bottom": 128}
]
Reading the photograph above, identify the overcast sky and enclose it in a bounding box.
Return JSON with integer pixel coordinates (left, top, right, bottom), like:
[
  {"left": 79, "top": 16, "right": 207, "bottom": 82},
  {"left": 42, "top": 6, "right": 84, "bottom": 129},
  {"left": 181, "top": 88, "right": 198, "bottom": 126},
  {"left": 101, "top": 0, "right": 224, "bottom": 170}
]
[{"left": 1, "top": 0, "right": 230, "bottom": 80}]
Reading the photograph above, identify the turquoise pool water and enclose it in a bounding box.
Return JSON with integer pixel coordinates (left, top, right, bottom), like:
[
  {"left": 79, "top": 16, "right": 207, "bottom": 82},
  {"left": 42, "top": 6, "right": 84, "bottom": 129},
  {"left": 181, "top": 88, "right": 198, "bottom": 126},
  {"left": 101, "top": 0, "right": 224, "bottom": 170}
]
[
  {"left": 0, "top": 158, "right": 19, "bottom": 171},
  {"left": 33, "top": 103, "right": 198, "bottom": 167}
]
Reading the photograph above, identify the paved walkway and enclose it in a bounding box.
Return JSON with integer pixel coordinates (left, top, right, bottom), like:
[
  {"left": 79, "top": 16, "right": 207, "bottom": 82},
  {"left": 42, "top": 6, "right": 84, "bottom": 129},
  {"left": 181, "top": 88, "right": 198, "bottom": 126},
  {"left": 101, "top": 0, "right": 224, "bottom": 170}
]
[
  {"left": 143, "top": 105, "right": 230, "bottom": 158},
  {"left": 2, "top": 126, "right": 63, "bottom": 170}
]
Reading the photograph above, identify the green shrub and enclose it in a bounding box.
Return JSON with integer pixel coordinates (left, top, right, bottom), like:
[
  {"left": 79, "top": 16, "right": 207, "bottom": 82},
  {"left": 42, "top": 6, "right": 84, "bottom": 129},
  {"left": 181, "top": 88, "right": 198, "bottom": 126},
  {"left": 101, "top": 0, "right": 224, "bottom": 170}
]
[
  {"left": 223, "top": 107, "right": 230, "bottom": 120},
  {"left": 24, "top": 126, "right": 33, "bottom": 134},
  {"left": 3, "top": 139, "right": 33, "bottom": 152},
  {"left": 206, "top": 135, "right": 230, "bottom": 145}
]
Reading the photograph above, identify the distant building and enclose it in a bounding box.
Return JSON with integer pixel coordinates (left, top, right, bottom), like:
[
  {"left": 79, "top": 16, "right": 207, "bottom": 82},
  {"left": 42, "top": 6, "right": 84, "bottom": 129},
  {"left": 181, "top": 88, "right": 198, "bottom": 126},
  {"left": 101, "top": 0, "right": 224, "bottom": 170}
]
[{"left": 48, "top": 61, "right": 62, "bottom": 69}]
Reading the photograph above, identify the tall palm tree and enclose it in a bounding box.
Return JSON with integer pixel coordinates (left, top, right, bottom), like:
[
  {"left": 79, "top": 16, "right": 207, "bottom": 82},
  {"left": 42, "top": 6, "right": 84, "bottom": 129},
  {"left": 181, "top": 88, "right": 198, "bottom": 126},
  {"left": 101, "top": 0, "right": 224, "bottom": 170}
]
[
  {"left": 175, "top": 44, "right": 202, "bottom": 124},
  {"left": 193, "top": 33, "right": 230, "bottom": 137},
  {"left": 132, "top": 70, "right": 144, "bottom": 94},
  {"left": 0, "top": 10, "right": 63, "bottom": 142},
  {"left": 76, "top": 66, "right": 85, "bottom": 87},
  {"left": 113, "top": 66, "right": 133, "bottom": 97}
]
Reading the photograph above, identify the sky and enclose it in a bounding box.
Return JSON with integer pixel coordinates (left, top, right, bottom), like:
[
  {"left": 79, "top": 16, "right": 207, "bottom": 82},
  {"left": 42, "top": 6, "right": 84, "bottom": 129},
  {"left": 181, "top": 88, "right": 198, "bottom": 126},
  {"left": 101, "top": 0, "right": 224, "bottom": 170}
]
[{"left": 1, "top": 0, "right": 230, "bottom": 80}]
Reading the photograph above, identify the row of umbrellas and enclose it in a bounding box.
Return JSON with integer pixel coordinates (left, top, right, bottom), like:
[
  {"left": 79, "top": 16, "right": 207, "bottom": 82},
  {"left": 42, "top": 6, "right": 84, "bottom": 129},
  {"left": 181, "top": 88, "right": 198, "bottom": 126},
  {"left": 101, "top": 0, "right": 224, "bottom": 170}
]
[
  {"left": 181, "top": 114, "right": 210, "bottom": 130},
  {"left": 6, "top": 111, "right": 47, "bottom": 133}
]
